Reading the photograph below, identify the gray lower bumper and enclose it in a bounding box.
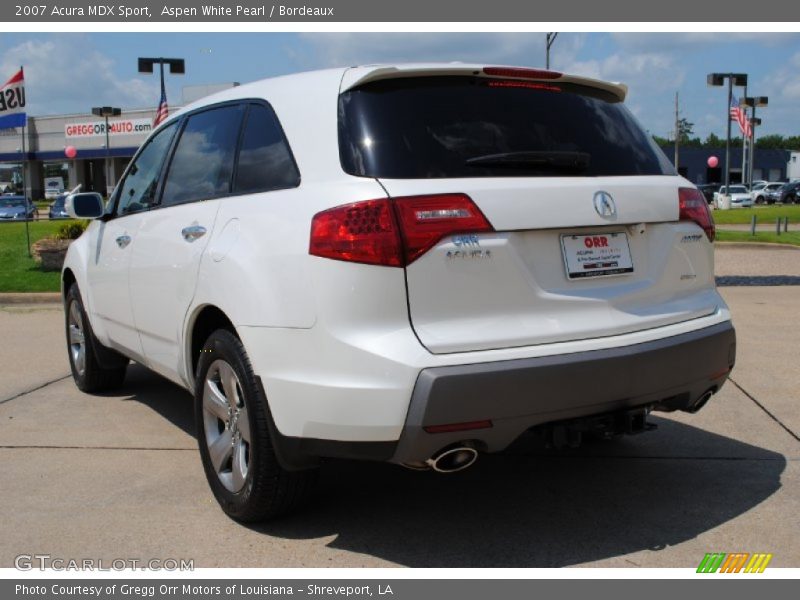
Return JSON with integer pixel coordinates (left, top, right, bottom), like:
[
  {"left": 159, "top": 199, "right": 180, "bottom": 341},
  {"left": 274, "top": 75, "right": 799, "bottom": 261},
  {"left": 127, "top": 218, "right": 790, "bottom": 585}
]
[{"left": 391, "top": 321, "right": 736, "bottom": 464}]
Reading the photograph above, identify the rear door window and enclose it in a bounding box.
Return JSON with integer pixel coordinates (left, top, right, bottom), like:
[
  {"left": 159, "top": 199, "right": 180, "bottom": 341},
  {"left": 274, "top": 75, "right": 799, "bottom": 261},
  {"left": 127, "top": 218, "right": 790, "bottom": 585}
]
[
  {"left": 339, "top": 76, "right": 675, "bottom": 179},
  {"left": 161, "top": 104, "right": 244, "bottom": 207}
]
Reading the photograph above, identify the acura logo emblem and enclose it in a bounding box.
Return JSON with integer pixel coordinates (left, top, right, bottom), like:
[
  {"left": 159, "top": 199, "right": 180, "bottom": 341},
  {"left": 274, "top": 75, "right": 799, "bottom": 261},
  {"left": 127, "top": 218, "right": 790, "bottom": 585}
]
[{"left": 593, "top": 191, "right": 616, "bottom": 218}]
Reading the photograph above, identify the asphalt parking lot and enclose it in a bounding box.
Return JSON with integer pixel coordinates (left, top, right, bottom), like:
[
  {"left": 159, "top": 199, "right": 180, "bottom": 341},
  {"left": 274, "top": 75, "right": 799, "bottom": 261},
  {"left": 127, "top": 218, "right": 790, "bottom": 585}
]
[{"left": 1, "top": 246, "right": 798, "bottom": 569}]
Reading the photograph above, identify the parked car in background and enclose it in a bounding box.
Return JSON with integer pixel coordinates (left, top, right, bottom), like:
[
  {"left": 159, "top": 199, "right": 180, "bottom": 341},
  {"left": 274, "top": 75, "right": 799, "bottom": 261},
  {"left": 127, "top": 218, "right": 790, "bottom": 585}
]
[
  {"left": 714, "top": 185, "right": 753, "bottom": 208},
  {"left": 779, "top": 181, "right": 800, "bottom": 204},
  {"left": 48, "top": 194, "right": 70, "bottom": 219},
  {"left": 696, "top": 183, "right": 718, "bottom": 205},
  {"left": 0, "top": 195, "right": 36, "bottom": 220},
  {"left": 753, "top": 183, "right": 784, "bottom": 205}
]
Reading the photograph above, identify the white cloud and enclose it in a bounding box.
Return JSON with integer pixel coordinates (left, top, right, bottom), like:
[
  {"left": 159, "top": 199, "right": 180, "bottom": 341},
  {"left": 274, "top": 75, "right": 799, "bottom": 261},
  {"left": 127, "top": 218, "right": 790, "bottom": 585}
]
[{"left": 0, "top": 35, "right": 160, "bottom": 115}]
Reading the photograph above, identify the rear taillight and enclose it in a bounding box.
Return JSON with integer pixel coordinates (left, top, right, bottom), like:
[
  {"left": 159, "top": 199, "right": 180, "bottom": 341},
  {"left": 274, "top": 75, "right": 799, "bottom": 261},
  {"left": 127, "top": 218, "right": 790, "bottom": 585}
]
[
  {"left": 309, "top": 199, "right": 402, "bottom": 267},
  {"left": 679, "top": 187, "right": 715, "bottom": 242},
  {"left": 393, "top": 194, "right": 493, "bottom": 264},
  {"left": 309, "top": 194, "right": 493, "bottom": 267}
]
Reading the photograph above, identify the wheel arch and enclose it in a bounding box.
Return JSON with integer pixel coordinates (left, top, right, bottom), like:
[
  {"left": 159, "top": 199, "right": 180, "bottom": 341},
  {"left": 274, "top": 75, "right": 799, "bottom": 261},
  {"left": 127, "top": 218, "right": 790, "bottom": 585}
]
[
  {"left": 61, "top": 268, "right": 76, "bottom": 297},
  {"left": 186, "top": 304, "right": 238, "bottom": 384}
]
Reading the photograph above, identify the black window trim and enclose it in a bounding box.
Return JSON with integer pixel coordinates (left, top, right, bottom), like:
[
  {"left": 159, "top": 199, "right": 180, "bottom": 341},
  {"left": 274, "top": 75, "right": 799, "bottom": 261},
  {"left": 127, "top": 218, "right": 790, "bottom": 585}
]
[{"left": 106, "top": 97, "right": 301, "bottom": 221}]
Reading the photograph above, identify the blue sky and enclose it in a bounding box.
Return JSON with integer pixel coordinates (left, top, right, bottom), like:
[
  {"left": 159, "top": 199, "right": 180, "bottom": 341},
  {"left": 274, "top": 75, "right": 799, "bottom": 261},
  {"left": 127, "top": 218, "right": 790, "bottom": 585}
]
[{"left": 2, "top": 32, "right": 799, "bottom": 139}]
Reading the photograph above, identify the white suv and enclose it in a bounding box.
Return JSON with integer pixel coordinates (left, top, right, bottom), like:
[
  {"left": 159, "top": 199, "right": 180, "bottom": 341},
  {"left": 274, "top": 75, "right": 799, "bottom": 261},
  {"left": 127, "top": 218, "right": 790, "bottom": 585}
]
[{"left": 62, "top": 64, "right": 736, "bottom": 521}]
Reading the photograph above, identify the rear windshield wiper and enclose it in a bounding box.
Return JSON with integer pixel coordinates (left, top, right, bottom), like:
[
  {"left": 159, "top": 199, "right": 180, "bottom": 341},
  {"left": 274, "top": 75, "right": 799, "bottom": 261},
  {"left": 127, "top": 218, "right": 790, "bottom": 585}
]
[{"left": 465, "top": 151, "right": 590, "bottom": 173}]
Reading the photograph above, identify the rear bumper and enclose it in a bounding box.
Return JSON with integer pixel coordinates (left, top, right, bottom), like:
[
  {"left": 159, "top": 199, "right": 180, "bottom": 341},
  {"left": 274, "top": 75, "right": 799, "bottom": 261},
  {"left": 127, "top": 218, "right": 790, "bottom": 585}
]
[{"left": 390, "top": 320, "right": 736, "bottom": 464}]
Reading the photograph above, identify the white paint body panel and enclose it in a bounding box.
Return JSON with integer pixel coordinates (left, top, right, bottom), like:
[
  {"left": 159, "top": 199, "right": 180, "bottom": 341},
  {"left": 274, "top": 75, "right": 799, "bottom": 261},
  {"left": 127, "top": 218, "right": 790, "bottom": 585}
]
[{"left": 62, "top": 63, "right": 732, "bottom": 444}]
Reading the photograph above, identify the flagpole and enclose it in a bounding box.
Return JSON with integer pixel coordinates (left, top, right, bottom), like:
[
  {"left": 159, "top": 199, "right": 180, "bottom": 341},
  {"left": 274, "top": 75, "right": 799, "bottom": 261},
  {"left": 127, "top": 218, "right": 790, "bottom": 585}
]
[
  {"left": 20, "top": 65, "right": 31, "bottom": 257},
  {"left": 740, "top": 86, "right": 748, "bottom": 188}
]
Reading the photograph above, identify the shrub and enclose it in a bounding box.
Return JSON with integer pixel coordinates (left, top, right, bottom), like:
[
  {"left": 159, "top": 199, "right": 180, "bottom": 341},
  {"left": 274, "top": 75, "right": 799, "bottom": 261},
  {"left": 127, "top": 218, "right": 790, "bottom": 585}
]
[{"left": 54, "top": 220, "right": 88, "bottom": 240}]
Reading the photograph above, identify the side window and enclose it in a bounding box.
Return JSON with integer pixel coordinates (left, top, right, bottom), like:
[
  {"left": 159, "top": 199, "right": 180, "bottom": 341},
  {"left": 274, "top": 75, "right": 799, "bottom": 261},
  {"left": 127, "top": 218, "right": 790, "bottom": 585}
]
[
  {"left": 234, "top": 104, "right": 300, "bottom": 194},
  {"left": 161, "top": 105, "right": 243, "bottom": 207},
  {"left": 116, "top": 122, "right": 177, "bottom": 216}
]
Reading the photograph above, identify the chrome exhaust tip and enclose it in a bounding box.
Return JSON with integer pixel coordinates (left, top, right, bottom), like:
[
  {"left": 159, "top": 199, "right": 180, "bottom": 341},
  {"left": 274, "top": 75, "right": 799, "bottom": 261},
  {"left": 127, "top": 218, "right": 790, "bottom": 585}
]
[
  {"left": 685, "top": 389, "right": 715, "bottom": 414},
  {"left": 425, "top": 444, "right": 479, "bottom": 473}
]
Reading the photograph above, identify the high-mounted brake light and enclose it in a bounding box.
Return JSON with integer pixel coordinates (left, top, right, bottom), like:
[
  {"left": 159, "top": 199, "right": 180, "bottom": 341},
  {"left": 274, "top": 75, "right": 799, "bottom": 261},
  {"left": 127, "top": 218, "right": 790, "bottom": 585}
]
[
  {"left": 309, "top": 194, "right": 494, "bottom": 267},
  {"left": 487, "top": 80, "right": 562, "bottom": 92},
  {"left": 483, "top": 66, "right": 562, "bottom": 80},
  {"left": 679, "top": 187, "right": 715, "bottom": 242}
]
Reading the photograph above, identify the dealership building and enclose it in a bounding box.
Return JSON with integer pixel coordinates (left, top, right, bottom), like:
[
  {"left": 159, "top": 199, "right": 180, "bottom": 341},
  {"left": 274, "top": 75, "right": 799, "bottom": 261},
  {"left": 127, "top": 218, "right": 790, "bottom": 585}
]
[{"left": 0, "top": 83, "right": 237, "bottom": 199}]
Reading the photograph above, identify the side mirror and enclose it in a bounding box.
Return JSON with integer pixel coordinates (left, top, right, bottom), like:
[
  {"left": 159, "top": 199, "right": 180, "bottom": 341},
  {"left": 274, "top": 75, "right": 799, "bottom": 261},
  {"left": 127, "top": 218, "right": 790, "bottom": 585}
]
[{"left": 66, "top": 192, "right": 104, "bottom": 219}]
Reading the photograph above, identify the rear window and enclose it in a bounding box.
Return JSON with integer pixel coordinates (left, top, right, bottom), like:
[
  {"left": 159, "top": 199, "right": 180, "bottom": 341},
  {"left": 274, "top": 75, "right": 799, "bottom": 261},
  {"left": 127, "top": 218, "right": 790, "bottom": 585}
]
[{"left": 338, "top": 76, "right": 675, "bottom": 179}]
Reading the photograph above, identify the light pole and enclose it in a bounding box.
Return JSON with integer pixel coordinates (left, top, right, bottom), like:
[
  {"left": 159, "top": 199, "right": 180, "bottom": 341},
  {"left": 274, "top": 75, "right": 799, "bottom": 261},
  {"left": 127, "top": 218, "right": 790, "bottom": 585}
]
[
  {"left": 707, "top": 72, "right": 748, "bottom": 195},
  {"left": 138, "top": 57, "right": 185, "bottom": 126},
  {"left": 92, "top": 106, "right": 121, "bottom": 197},
  {"left": 741, "top": 96, "right": 768, "bottom": 187},
  {"left": 546, "top": 33, "right": 558, "bottom": 70}
]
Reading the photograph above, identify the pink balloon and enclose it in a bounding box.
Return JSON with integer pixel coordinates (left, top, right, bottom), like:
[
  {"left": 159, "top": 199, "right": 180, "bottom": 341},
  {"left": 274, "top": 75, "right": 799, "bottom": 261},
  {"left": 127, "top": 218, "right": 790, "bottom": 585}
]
[
  {"left": 707, "top": 156, "right": 719, "bottom": 168},
  {"left": 64, "top": 146, "right": 77, "bottom": 159}
]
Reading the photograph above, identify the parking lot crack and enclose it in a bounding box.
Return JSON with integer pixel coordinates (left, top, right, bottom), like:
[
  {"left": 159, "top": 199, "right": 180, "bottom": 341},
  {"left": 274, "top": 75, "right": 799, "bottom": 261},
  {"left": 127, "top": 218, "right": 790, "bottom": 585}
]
[
  {"left": 0, "top": 374, "right": 70, "bottom": 405},
  {"left": 729, "top": 377, "right": 800, "bottom": 443}
]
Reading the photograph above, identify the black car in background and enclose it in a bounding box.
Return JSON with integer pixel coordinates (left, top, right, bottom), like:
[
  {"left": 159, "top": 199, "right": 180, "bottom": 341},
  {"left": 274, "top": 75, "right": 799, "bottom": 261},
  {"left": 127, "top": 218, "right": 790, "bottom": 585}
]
[
  {"left": 696, "top": 183, "right": 719, "bottom": 205},
  {"left": 779, "top": 181, "right": 800, "bottom": 204},
  {"left": 48, "top": 194, "right": 70, "bottom": 219}
]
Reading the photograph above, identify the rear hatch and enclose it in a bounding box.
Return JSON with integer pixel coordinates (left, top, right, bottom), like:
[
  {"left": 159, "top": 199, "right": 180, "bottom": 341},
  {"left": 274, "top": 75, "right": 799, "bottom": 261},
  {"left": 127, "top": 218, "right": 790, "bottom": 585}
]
[{"left": 338, "top": 68, "right": 720, "bottom": 354}]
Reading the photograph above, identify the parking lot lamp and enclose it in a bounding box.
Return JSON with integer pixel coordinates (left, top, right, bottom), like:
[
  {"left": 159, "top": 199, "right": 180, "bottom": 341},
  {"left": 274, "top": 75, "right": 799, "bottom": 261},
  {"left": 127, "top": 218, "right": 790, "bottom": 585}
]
[
  {"left": 707, "top": 73, "right": 748, "bottom": 195},
  {"left": 91, "top": 106, "right": 121, "bottom": 196},
  {"left": 741, "top": 96, "right": 768, "bottom": 187}
]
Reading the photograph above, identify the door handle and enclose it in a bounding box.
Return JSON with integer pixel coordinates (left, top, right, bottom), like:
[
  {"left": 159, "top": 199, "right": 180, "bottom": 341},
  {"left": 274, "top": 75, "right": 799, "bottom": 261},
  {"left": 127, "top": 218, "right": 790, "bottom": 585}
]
[
  {"left": 181, "top": 225, "right": 207, "bottom": 242},
  {"left": 115, "top": 235, "right": 131, "bottom": 248}
]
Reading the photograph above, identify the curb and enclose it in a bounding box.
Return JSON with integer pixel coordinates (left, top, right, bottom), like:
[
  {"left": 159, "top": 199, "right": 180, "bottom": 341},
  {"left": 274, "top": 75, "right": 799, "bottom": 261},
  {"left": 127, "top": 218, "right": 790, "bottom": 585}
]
[
  {"left": 714, "top": 242, "right": 800, "bottom": 251},
  {"left": 0, "top": 292, "right": 61, "bottom": 305}
]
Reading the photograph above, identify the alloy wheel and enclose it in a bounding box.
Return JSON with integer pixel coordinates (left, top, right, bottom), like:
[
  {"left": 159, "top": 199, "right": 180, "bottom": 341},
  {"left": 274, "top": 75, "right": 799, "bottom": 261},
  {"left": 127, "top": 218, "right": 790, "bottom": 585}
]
[{"left": 202, "top": 359, "right": 251, "bottom": 492}]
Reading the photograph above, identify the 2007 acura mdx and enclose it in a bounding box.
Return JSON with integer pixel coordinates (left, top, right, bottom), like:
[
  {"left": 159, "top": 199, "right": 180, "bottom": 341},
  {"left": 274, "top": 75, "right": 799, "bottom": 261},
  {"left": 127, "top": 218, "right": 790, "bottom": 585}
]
[{"left": 62, "top": 64, "right": 736, "bottom": 521}]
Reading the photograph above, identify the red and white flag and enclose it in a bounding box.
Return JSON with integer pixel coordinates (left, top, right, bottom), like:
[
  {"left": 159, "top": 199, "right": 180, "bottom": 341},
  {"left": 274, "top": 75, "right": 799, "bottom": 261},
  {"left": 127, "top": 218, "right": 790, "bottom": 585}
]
[
  {"left": 153, "top": 84, "right": 169, "bottom": 127},
  {"left": 0, "top": 67, "right": 27, "bottom": 129},
  {"left": 730, "top": 96, "right": 752, "bottom": 138}
]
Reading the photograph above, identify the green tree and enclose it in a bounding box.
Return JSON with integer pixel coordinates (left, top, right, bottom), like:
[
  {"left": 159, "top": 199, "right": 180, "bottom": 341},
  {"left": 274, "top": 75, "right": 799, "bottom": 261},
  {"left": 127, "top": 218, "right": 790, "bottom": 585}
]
[
  {"left": 652, "top": 134, "right": 670, "bottom": 146},
  {"left": 704, "top": 133, "right": 723, "bottom": 147},
  {"left": 677, "top": 118, "right": 694, "bottom": 143},
  {"left": 755, "top": 134, "right": 785, "bottom": 149}
]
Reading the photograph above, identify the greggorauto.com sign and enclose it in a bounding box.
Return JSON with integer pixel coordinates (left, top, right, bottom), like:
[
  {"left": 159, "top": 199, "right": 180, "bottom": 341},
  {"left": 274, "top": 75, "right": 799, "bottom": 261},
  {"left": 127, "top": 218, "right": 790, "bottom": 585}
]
[{"left": 65, "top": 118, "right": 153, "bottom": 139}]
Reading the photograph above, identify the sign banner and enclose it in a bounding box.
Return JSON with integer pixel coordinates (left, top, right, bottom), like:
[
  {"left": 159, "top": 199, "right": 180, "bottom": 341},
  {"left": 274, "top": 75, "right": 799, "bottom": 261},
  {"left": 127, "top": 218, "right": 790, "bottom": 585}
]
[
  {"left": 65, "top": 118, "right": 153, "bottom": 139},
  {"left": 0, "top": 68, "right": 26, "bottom": 130}
]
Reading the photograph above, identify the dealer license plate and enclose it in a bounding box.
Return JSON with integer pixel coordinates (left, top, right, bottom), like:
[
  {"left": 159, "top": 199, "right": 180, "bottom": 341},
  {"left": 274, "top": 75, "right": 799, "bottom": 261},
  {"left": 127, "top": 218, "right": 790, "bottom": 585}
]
[{"left": 560, "top": 232, "right": 634, "bottom": 279}]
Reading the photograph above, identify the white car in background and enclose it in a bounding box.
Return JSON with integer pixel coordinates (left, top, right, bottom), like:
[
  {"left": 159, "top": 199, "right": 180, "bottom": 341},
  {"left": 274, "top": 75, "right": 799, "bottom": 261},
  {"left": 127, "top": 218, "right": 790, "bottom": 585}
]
[
  {"left": 715, "top": 185, "right": 753, "bottom": 208},
  {"left": 60, "top": 63, "right": 737, "bottom": 522},
  {"left": 753, "top": 182, "right": 783, "bottom": 205}
]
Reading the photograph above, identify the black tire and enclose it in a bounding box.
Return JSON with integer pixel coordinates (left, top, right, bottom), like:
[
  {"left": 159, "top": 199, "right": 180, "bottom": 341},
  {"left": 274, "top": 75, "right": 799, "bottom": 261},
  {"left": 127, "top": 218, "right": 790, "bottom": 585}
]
[
  {"left": 64, "top": 284, "right": 128, "bottom": 393},
  {"left": 756, "top": 195, "right": 765, "bottom": 205},
  {"left": 194, "top": 329, "right": 318, "bottom": 522}
]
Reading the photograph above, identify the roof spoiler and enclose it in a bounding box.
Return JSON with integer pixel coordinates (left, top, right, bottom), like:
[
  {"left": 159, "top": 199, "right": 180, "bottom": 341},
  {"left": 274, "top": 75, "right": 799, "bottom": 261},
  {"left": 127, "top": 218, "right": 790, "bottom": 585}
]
[{"left": 340, "top": 64, "right": 628, "bottom": 101}]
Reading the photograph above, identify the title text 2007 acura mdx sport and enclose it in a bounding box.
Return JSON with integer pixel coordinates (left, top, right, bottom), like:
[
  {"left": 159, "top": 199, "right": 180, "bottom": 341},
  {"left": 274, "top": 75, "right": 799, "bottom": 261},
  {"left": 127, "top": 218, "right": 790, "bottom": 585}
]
[{"left": 62, "top": 64, "right": 736, "bottom": 521}]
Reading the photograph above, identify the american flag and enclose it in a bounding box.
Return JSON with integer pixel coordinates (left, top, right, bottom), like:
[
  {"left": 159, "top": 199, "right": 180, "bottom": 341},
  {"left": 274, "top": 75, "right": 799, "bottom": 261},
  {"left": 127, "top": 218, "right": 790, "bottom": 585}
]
[
  {"left": 730, "top": 96, "right": 752, "bottom": 138},
  {"left": 153, "top": 84, "right": 168, "bottom": 127}
]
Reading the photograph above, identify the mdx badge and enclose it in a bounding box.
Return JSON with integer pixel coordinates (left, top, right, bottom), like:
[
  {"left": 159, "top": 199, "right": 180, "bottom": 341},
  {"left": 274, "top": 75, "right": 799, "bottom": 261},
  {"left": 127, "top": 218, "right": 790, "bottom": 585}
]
[{"left": 593, "top": 191, "right": 617, "bottom": 218}]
